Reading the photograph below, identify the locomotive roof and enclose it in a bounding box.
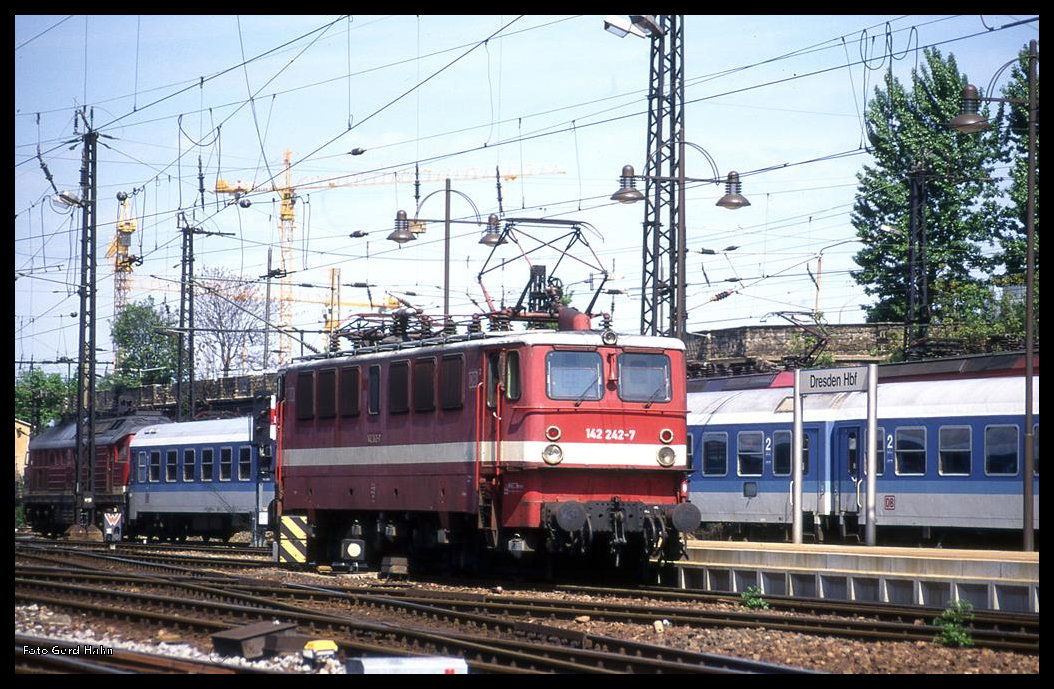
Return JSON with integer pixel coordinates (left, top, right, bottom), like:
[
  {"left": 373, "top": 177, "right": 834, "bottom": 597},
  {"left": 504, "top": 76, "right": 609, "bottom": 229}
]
[
  {"left": 284, "top": 329, "right": 685, "bottom": 371},
  {"left": 28, "top": 413, "right": 171, "bottom": 451},
  {"left": 130, "top": 416, "right": 253, "bottom": 447},
  {"left": 687, "top": 375, "right": 1039, "bottom": 424}
]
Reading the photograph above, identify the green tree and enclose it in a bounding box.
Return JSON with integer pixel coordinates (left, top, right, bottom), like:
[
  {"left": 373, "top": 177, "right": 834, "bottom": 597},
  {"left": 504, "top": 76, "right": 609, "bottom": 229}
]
[
  {"left": 110, "top": 297, "right": 180, "bottom": 387},
  {"left": 851, "top": 48, "right": 1007, "bottom": 340},
  {"left": 14, "top": 368, "right": 72, "bottom": 430}
]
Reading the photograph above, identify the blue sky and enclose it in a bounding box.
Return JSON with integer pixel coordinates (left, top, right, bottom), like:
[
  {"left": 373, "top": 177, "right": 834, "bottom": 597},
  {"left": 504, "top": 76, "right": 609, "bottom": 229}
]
[{"left": 14, "top": 14, "right": 1039, "bottom": 378}]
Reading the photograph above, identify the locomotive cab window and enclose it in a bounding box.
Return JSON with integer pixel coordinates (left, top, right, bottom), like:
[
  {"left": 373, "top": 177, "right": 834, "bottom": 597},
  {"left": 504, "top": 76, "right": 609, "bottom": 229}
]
[
  {"left": 505, "top": 351, "right": 521, "bottom": 401},
  {"left": 486, "top": 351, "right": 522, "bottom": 408},
  {"left": 546, "top": 350, "right": 603, "bottom": 402},
  {"left": 618, "top": 352, "right": 671, "bottom": 404}
]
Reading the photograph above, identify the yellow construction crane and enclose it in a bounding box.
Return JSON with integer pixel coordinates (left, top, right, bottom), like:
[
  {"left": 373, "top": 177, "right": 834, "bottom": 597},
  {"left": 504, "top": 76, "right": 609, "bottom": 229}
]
[
  {"left": 106, "top": 191, "right": 139, "bottom": 312},
  {"left": 216, "top": 151, "right": 563, "bottom": 365}
]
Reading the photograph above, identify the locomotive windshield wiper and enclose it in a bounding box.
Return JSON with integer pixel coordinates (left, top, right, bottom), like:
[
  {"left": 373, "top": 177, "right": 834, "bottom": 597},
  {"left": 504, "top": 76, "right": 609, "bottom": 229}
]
[
  {"left": 643, "top": 386, "right": 667, "bottom": 409},
  {"left": 574, "top": 377, "right": 600, "bottom": 407}
]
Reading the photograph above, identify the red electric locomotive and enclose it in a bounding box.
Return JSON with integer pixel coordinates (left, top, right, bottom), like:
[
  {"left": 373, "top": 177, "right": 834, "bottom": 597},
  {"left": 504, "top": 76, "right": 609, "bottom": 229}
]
[
  {"left": 274, "top": 315, "right": 700, "bottom": 573},
  {"left": 23, "top": 412, "right": 170, "bottom": 538}
]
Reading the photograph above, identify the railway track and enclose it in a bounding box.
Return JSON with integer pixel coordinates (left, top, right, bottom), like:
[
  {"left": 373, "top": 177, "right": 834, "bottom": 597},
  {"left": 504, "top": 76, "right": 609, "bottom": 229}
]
[
  {"left": 15, "top": 634, "right": 278, "bottom": 674},
  {"left": 16, "top": 560, "right": 1038, "bottom": 661},
  {"left": 16, "top": 541, "right": 272, "bottom": 575},
  {"left": 15, "top": 540, "right": 1038, "bottom": 673},
  {"left": 15, "top": 564, "right": 811, "bottom": 674},
  {"left": 18, "top": 536, "right": 271, "bottom": 558}
]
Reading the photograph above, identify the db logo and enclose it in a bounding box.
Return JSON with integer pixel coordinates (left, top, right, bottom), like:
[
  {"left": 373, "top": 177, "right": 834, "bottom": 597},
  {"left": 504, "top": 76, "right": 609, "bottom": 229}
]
[{"left": 883, "top": 495, "right": 896, "bottom": 511}]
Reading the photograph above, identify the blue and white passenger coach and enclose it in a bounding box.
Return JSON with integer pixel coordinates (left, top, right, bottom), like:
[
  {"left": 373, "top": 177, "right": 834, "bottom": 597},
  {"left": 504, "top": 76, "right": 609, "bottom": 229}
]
[
  {"left": 687, "top": 375, "right": 1039, "bottom": 542},
  {"left": 128, "top": 416, "right": 275, "bottom": 540}
]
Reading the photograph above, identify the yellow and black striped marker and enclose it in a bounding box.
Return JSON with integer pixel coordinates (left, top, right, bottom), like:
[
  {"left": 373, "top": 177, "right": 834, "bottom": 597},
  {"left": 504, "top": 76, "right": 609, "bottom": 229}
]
[{"left": 278, "top": 514, "right": 309, "bottom": 565}]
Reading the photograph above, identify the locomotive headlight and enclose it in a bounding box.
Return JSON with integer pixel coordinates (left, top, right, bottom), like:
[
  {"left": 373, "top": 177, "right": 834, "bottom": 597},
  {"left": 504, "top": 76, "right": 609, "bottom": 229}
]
[
  {"left": 659, "top": 428, "right": 675, "bottom": 444},
  {"left": 545, "top": 425, "right": 562, "bottom": 442},
  {"left": 341, "top": 538, "right": 366, "bottom": 562},
  {"left": 657, "top": 446, "right": 677, "bottom": 467},
  {"left": 542, "top": 444, "right": 564, "bottom": 465}
]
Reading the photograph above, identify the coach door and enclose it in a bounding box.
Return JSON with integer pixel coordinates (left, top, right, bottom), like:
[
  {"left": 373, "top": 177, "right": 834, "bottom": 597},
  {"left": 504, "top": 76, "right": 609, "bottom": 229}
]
[{"left": 835, "top": 425, "right": 864, "bottom": 518}]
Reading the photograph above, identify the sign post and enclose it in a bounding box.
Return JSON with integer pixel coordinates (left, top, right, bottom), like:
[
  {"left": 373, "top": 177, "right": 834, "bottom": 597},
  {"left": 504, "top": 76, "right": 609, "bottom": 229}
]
[{"left": 793, "top": 365, "right": 877, "bottom": 545}]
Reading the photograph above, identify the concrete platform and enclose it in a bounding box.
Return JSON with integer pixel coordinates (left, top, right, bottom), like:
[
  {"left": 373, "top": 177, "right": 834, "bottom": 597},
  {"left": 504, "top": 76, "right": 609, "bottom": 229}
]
[{"left": 673, "top": 539, "right": 1039, "bottom": 613}]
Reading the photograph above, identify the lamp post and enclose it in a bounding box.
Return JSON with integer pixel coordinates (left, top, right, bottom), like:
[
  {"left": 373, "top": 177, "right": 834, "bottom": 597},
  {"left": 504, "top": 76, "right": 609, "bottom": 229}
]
[
  {"left": 812, "top": 239, "right": 861, "bottom": 321},
  {"left": 389, "top": 179, "right": 493, "bottom": 329},
  {"left": 950, "top": 40, "right": 1037, "bottom": 551},
  {"left": 613, "top": 130, "right": 749, "bottom": 340}
]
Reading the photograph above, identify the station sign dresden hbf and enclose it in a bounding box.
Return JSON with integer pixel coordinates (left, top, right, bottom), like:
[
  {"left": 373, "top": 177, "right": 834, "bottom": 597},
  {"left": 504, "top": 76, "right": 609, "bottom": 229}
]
[{"left": 801, "top": 365, "right": 869, "bottom": 394}]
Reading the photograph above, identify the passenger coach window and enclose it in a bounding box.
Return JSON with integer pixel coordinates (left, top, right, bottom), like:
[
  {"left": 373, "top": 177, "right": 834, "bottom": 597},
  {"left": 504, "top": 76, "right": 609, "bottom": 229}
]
[
  {"left": 546, "top": 350, "right": 603, "bottom": 401},
  {"left": 773, "top": 431, "right": 810, "bottom": 476},
  {"left": 618, "top": 353, "right": 671, "bottom": 403},
  {"left": 296, "top": 371, "right": 315, "bottom": 420},
  {"left": 895, "top": 428, "right": 926, "bottom": 475},
  {"left": 339, "top": 366, "right": 360, "bottom": 417},
  {"left": 869, "top": 427, "right": 885, "bottom": 476},
  {"left": 985, "top": 425, "right": 1018, "bottom": 475},
  {"left": 317, "top": 368, "right": 336, "bottom": 419},
  {"left": 166, "top": 450, "right": 178, "bottom": 482},
  {"left": 149, "top": 450, "right": 161, "bottom": 482},
  {"left": 413, "top": 358, "right": 436, "bottom": 413},
  {"left": 702, "top": 432, "right": 728, "bottom": 476},
  {"left": 939, "top": 426, "right": 971, "bottom": 475},
  {"left": 220, "top": 447, "right": 232, "bottom": 481},
  {"left": 238, "top": 446, "right": 252, "bottom": 481},
  {"left": 201, "top": 448, "right": 214, "bottom": 481},
  {"left": 183, "top": 449, "right": 195, "bottom": 482},
  {"left": 137, "top": 451, "right": 148, "bottom": 483},
  {"left": 439, "top": 355, "right": 464, "bottom": 410},
  {"left": 737, "top": 431, "right": 764, "bottom": 476}
]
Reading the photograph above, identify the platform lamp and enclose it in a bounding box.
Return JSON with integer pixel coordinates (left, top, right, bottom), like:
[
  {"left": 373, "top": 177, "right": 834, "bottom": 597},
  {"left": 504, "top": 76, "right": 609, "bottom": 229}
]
[
  {"left": 949, "top": 39, "right": 1037, "bottom": 551},
  {"left": 389, "top": 179, "right": 486, "bottom": 330},
  {"left": 612, "top": 129, "right": 750, "bottom": 339}
]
